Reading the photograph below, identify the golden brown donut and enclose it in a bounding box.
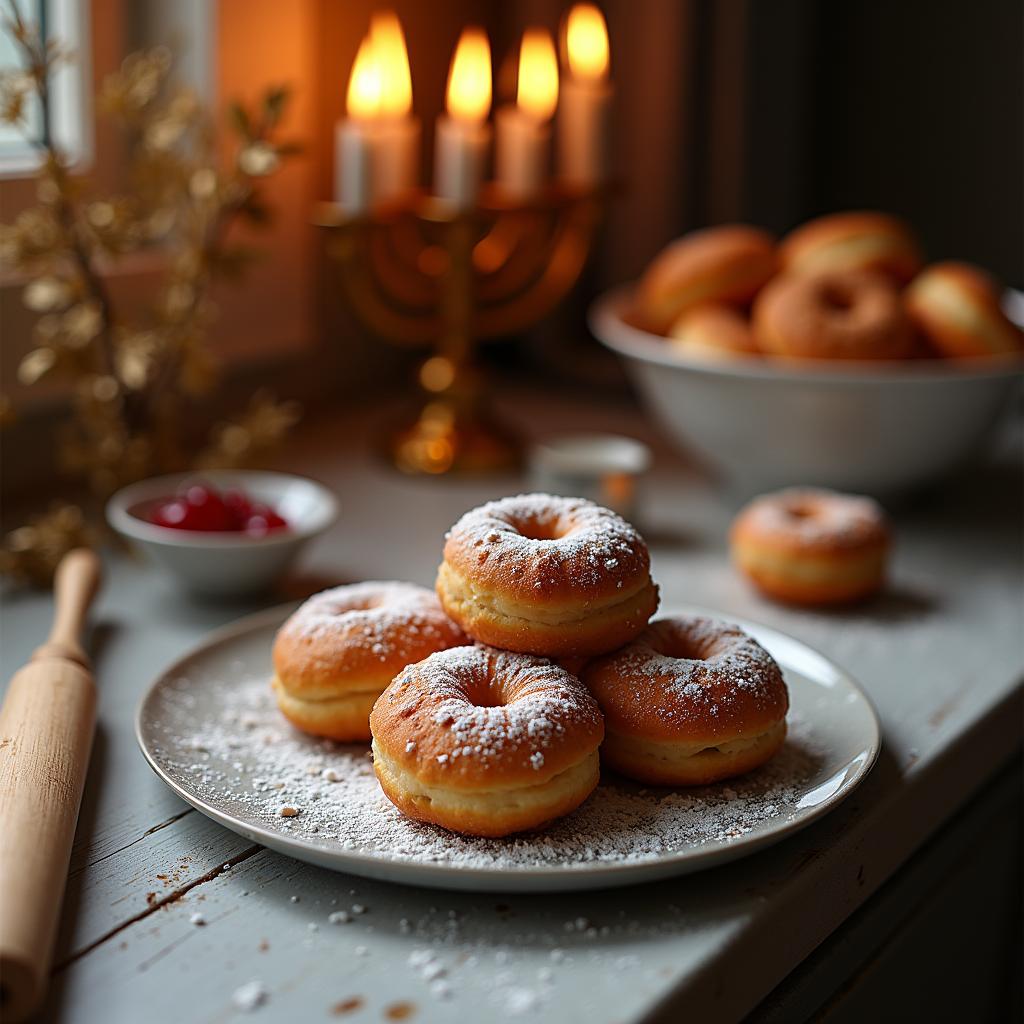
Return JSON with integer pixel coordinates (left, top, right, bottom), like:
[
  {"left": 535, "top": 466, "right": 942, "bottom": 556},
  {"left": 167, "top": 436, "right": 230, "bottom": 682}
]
[
  {"left": 370, "top": 645, "right": 604, "bottom": 837},
  {"left": 635, "top": 225, "right": 778, "bottom": 334},
  {"left": 904, "top": 261, "right": 1023, "bottom": 359},
  {"left": 436, "top": 494, "right": 659, "bottom": 658},
  {"left": 668, "top": 303, "right": 760, "bottom": 360},
  {"left": 272, "top": 581, "right": 467, "bottom": 741},
  {"left": 780, "top": 211, "right": 923, "bottom": 284},
  {"left": 730, "top": 488, "right": 890, "bottom": 606},
  {"left": 582, "top": 616, "right": 789, "bottom": 786},
  {"left": 753, "top": 269, "right": 914, "bottom": 360}
]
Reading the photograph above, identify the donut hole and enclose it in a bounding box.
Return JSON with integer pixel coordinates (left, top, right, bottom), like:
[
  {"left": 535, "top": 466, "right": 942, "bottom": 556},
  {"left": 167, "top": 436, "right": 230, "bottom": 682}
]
[
  {"left": 331, "top": 596, "right": 381, "bottom": 614},
  {"left": 465, "top": 683, "right": 506, "bottom": 709},
  {"left": 512, "top": 515, "right": 563, "bottom": 542},
  {"left": 819, "top": 281, "right": 856, "bottom": 315},
  {"left": 652, "top": 633, "right": 714, "bottom": 663},
  {"left": 782, "top": 501, "right": 816, "bottom": 521}
]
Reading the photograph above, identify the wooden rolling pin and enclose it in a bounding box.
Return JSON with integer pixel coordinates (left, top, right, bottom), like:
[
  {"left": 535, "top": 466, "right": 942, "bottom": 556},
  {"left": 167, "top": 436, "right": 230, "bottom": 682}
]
[{"left": 0, "top": 549, "right": 102, "bottom": 1022}]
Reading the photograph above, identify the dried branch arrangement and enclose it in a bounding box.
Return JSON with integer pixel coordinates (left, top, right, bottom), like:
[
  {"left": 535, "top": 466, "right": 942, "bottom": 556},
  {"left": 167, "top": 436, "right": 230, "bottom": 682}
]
[{"left": 0, "top": 3, "right": 301, "bottom": 583}]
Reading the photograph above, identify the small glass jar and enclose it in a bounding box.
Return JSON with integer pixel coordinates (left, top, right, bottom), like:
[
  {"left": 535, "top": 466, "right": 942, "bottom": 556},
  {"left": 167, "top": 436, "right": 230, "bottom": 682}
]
[{"left": 527, "top": 434, "right": 651, "bottom": 518}]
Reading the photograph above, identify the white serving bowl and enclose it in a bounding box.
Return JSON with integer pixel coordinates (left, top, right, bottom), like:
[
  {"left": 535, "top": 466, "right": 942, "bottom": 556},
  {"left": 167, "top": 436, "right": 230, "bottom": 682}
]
[
  {"left": 107, "top": 471, "right": 338, "bottom": 596},
  {"left": 590, "top": 286, "right": 1023, "bottom": 496}
]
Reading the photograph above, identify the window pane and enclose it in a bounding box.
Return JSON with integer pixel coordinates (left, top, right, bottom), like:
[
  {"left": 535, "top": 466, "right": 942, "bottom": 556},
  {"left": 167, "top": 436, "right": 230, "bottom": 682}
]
[{"left": 0, "top": 0, "right": 44, "bottom": 158}]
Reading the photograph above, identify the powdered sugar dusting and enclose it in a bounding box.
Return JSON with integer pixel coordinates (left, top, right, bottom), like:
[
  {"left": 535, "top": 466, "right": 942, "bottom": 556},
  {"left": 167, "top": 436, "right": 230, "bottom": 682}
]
[
  {"left": 277, "top": 581, "right": 461, "bottom": 663},
  {"left": 375, "top": 645, "right": 602, "bottom": 777},
  {"left": 735, "top": 488, "right": 889, "bottom": 549},
  {"left": 445, "top": 493, "right": 650, "bottom": 593},
  {"left": 144, "top": 670, "right": 825, "bottom": 873},
  {"left": 587, "top": 617, "right": 788, "bottom": 729}
]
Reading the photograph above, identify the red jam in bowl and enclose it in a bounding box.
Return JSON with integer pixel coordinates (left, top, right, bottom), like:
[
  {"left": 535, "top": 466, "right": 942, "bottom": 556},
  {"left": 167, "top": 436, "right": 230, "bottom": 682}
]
[{"left": 148, "top": 483, "right": 289, "bottom": 537}]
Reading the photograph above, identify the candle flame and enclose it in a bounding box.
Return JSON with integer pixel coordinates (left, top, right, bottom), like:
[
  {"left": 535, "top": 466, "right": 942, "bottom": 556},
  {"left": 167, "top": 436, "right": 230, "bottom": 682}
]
[
  {"left": 347, "top": 34, "right": 380, "bottom": 119},
  {"left": 446, "top": 27, "right": 491, "bottom": 122},
  {"left": 517, "top": 28, "right": 558, "bottom": 121},
  {"left": 371, "top": 11, "right": 412, "bottom": 117},
  {"left": 566, "top": 4, "right": 609, "bottom": 80}
]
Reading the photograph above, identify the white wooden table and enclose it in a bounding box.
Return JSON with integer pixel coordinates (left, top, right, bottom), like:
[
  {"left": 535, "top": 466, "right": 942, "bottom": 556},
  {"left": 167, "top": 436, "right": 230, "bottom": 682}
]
[{"left": 2, "top": 393, "right": 1021, "bottom": 1023}]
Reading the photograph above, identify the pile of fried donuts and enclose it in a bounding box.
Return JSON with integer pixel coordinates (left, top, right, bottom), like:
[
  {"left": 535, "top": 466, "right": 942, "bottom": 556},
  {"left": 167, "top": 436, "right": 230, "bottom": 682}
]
[
  {"left": 270, "top": 494, "right": 791, "bottom": 838},
  {"left": 633, "top": 212, "right": 1023, "bottom": 363}
]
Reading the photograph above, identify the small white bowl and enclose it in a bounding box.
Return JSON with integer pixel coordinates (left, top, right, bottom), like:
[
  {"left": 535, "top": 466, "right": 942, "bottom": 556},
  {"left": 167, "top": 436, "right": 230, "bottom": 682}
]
[
  {"left": 107, "top": 471, "right": 338, "bottom": 596},
  {"left": 590, "top": 285, "right": 1023, "bottom": 496}
]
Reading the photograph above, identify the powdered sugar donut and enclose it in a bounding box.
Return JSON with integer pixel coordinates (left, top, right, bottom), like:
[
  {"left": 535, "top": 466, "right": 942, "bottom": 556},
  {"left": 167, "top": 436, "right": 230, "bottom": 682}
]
[
  {"left": 730, "top": 488, "right": 890, "bottom": 605},
  {"left": 370, "top": 645, "right": 604, "bottom": 837},
  {"left": 272, "top": 582, "right": 467, "bottom": 741},
  {"left": 582, "top": 616, "right": 789, "bottom": 785},
  {"left": 436, "top": 494, "right": 659, "bottom": 658}
]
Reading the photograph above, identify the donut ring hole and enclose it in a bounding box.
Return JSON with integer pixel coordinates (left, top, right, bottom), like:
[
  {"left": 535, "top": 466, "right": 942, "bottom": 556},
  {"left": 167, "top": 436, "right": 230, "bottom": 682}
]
[
  {"left": 464, "top": 679, "right": 507, "bottom": 709},
  {"left": 509, "top": 512, "right": 570, "bottom": 542},
  {"left": 820, "top": 281, "right": 856, "bottom": 314},
  {"left": 781, "top": 500, "right": 817, "bottom": 521},
  {"left": 325, "top": 595, "right": 383, "bottom": 615},
  {"left": 648, "top": 631, "right": 719, "bottom": 664}
]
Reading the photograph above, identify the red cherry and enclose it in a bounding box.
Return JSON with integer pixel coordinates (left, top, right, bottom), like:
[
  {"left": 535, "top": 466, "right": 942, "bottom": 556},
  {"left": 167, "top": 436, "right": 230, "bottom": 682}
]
[
  {"left": 176, "top": 484, "right": 233, "bottom": 531},
  {"left": 244, "top": 503, "right": 289, "bottom": 536},
  {"left": 148, "top": 482, "right": 287, "bottom": 534},
  {"left": 150, "top": 498, "right": 190, "bottom": 529},
  {"left": 222, "top": 489, "right": 253, "bottom": 528}
]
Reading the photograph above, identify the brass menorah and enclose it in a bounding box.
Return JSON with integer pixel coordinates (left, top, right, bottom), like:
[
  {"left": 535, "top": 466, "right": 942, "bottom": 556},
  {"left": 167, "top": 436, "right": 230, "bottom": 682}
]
[{"left": 315, "top": 183, "right": 609, "bottom": 474}]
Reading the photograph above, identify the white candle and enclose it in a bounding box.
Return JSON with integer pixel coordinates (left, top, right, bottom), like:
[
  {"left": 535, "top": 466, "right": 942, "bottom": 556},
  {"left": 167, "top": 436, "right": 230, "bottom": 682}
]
[
  {"left": 376, "top": 120, "right": 420, "bottom": 203},
  {"left": 558, "top": 4, "right": 612, "bottom": 188},
  {"left": 434, "top": 27, "right": 492, "bottom": 209},
  {"left": 335, "top": 120, "right": 376, "bottom": 213},
  {"left": 336, "top": 34, "right": 381, "bottom": 213},
  {"left": 371, "top": 12, "right": 420, "bottom": 204},
  {"left": 496, "top": 28, "right": 558, "bottom": 200}
]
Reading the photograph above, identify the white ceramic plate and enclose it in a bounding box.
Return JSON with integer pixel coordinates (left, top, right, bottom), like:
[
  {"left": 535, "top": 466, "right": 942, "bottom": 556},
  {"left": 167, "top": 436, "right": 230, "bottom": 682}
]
[{"left": 136, "top": 605, "right": 880, "bottom": 893}]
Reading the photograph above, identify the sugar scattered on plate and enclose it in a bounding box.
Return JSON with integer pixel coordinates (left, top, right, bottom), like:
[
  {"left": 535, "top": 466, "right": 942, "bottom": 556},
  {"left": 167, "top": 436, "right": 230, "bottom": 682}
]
[{"left": 153, "top": 674, "right": 824, "bottom": 875}]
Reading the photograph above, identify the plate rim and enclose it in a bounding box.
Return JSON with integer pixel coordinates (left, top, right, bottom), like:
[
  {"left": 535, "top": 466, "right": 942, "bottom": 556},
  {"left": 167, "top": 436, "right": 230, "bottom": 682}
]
[{"left": 135, "top": 603, "right": 882, "bottom": 891}]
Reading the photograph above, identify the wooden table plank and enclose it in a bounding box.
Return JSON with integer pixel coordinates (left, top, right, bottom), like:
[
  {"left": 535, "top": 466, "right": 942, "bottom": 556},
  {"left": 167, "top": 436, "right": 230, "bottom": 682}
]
[{"left": 2, "top": 394, "right": 1021, "bottom": 1023}]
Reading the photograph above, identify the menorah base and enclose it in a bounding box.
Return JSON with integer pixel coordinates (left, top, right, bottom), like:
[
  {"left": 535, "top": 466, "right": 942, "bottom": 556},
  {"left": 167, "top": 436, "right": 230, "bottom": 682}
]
[{"left": 389, "top": 398, "right": 521, "bottom": 475}]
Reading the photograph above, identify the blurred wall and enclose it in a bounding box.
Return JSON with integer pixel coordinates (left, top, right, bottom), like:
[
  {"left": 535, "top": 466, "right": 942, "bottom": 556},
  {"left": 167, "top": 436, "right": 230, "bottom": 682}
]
[{"left": 724, "top": 0, "right": 1023, "bottom": 284}]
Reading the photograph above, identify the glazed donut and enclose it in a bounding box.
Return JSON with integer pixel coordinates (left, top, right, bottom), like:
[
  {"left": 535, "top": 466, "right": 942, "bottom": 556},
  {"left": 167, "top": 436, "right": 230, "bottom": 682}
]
[
  {"left": 904, "top": 261, "right": 1023, "bottom": 359},
  {"left": 730, "top": 488, "right": 890, "bottom": 606},
  {"left": 582, "top": 616, "right": 788, "bottom": 786},
  {"left": 370, "top": 645, "right": 604, "bottom": 837},
  {"left": 780, "top": 211, "right": 923, "bottom": 284},
  {"left": 668, "top": 303, "right": 760, "bottom": 360},
  {"left": 753, "top": 269, "right": 914, "bottom": 361},
  {"left": 436, "top": 494, "right": 659, "bottom": 658},
  {"left": 272, "top": 581, "right": 466, "bottom": 741},
  {"left": 636, "top": 225, "right": 778, "bottom": 334}
]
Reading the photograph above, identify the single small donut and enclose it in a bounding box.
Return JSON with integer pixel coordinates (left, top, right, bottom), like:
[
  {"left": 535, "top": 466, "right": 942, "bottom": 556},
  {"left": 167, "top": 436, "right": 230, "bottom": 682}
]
[
  {"left": 636, "top": 225, "right": 778, "bottom": 334},
  {"left": 436, "top": 494, "right": 659, "bottom": 658},
  {"left": 780, "top": 211, "right": 923, "bottom": 284},
  {"left": 904, "top": 261, "right": 1023, "bottom": 359},
  {"left": 370, "top": 645, "right": 604, "bottom": 837},
  {"left": 582, "top": 616, "right": 789, "bottom": 786},
  {"left": 272, "top": 581, "right": 467, "bottom": 741},
  {"left": 753, "top": 270, "right": 914, "bottom": 360},
  {"left": 730, "top": 488, "right": 890, "bottom": 606},
  {"left": 668, "top": 303, "right": 760, "bottom": 360}
]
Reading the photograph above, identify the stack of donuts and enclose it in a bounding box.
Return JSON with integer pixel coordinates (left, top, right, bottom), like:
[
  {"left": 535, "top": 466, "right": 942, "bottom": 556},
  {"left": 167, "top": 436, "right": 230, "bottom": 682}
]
[
  {"left": 633, "top": 212, "right": 1023, "bottom": 363},
  {"left": 271, "top": 494, "right": 789, "bottom": 837}
]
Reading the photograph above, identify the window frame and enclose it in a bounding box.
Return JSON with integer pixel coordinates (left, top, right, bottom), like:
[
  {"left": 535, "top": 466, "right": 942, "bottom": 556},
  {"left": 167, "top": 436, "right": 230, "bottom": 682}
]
[{"left": 0, "top": 0, "right": 92, "bottom": 178}]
